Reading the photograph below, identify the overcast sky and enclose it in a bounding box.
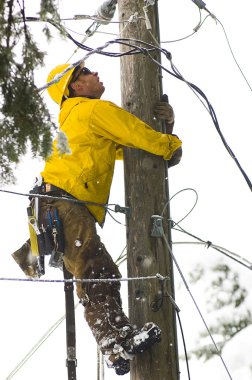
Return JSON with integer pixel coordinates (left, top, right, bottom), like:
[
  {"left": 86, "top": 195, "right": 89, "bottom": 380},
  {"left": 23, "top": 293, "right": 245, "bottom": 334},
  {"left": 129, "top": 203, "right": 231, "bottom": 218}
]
[{"left": 0, "top": 0, "right": 251, "bottom": 379}]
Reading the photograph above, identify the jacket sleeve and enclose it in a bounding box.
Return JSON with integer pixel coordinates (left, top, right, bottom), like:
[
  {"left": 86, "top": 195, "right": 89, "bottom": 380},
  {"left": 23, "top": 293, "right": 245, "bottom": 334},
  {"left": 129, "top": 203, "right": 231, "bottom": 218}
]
[{"left": 89, "top": 101, "right": 182, "bottom": 160}]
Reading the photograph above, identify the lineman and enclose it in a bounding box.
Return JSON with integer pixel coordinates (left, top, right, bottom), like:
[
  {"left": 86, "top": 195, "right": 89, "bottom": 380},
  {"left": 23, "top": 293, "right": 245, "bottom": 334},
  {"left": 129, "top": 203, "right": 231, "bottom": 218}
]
[{"left": 12, "top": 62, "right": 182, "bottom": 375}]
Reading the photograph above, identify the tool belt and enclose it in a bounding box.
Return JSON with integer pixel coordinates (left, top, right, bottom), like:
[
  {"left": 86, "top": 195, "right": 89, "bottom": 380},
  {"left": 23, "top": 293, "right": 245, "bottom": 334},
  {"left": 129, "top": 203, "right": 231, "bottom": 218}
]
[
  {"left": 31, "top": 182, "right": 72, "bottom": 198},
  {"left": 28, "top": 182, "right": 69, "bottom": 275}
]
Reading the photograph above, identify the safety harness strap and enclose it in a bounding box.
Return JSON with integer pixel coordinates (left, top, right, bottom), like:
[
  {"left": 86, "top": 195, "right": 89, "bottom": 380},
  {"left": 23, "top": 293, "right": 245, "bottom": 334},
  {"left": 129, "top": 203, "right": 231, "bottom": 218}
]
[{"left": 64, "top": 265, "right": 77, "bottom": 380}]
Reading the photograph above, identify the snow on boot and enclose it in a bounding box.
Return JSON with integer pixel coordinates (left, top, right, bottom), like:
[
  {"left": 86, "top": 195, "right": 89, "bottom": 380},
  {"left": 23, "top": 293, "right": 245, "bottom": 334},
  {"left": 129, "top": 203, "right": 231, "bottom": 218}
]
[
  {"left": 11, "top": 239, "right": 40, "bottom": 278},
  {"left": 105, "top": 353, "right": 130, "bottom": 376},
  {"left": 121, "top": 322, "right": 161, "bottom": 354},
  {"left": 84, "top": 297, "right": 133, "bottom": 354},
  {"left": 85, "top": 297, "right": 134, "bottom": 375}
]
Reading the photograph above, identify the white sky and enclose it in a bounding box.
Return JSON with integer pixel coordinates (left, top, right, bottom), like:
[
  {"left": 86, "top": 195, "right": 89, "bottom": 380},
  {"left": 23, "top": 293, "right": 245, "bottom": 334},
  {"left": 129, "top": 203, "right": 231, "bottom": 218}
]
[{"left": 0, "top": 0, "right": 251, "bottom": 379}]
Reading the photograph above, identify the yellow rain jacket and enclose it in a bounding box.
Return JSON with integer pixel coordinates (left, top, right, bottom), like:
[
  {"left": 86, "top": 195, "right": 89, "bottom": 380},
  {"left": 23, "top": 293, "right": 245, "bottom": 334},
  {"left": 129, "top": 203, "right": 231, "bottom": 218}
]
[{"left": 41, "top": 98, "right": 182, "bottom": 225}]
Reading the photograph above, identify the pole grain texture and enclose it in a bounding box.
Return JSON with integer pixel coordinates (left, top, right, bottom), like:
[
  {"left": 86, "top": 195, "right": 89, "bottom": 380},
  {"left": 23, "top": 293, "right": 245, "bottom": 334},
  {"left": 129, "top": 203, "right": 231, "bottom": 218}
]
[{"left": 118, "top": 1, "right": 180, "bottom": 379}]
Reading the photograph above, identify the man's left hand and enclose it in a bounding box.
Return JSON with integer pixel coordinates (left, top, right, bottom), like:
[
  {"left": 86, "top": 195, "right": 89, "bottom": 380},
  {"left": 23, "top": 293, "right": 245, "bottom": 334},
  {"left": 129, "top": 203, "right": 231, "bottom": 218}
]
[{"left": 154, "top": 102, "right": 175, "bottom": 124}]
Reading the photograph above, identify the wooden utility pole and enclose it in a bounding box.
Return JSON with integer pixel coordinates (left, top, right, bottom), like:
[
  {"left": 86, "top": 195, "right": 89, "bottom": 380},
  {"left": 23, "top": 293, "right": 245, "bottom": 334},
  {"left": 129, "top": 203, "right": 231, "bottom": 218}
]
[{"left": 118, "top": 1, "right": 180, "bottom": 379}]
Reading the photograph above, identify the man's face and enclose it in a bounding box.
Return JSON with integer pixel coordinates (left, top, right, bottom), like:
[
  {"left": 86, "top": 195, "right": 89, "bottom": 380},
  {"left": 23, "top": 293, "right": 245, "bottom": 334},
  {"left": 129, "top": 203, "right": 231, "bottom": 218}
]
[{"left": 70, "top": 67, "right": 105, "bottom": 99}]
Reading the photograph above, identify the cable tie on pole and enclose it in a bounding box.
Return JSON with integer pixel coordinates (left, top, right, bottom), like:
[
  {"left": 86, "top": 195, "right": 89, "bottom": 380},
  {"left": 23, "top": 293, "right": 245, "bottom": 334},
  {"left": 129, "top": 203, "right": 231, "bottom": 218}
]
[
  {"left": 190, "top": 0, "right": 216, "bottom": 18},
  {"left": 145, "top": 0, "right": 156, "bottom": 6},
  {"left": 143, "top": 6, "right": 152, "bottom": 30},
  {"left": 128, "top": 12, "right": 139, "bottom": 24},
  {"left": 191, "top": 0, "right": 206, "bottom": 9},
  {"left": 165, "top": 51, "right": 172, "bottom": 61},
  {"left": 206, "top": 240, "right": 212, "bottom": 248},
  {"left": 155, "top": 273, "right": 169, "bottom": 281}
]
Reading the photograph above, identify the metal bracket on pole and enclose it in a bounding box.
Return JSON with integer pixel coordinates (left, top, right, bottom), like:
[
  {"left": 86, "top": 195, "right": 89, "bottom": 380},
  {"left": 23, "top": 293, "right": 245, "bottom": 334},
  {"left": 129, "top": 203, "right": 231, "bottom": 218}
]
[
  {"left": 63, "top": 266, "right": 77, "bottom": 380},
  {"left": 114, "top": 204, "right": 131, "bottom": 217},
  {"left": 150, "top": 215, "right": 164, "bottom": 237}
]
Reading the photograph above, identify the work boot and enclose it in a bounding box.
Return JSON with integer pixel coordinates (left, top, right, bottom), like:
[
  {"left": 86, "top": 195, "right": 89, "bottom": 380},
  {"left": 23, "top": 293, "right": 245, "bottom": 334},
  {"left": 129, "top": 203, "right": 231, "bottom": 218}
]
[
  {"left": 11, "top": 240, "right": 40, "bottom": 278},
  {"left": 121, "top": 322, "right": 161, "bottom": 354},
  {"left": 103, "top": 323, "right": 161, "bottom": 375},
  {"left": 85, "top": 297, "right": 162, "bottom": 375},
  {"left": 84, "top": 297, "right": 133, "bottom": 354},
  {"left": 105, "top": 353, "right": 131, "bottom": 376}
]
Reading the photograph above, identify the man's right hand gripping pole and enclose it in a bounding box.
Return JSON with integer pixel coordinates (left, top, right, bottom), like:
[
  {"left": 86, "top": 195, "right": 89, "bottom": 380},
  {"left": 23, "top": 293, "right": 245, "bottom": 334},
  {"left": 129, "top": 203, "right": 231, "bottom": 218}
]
[{"left": 155, "top": 94, "right": 182, "bottom": 167}]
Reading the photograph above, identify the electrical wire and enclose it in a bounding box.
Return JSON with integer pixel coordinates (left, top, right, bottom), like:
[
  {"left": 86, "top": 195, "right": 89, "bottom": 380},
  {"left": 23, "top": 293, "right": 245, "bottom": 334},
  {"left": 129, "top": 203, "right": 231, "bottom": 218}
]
[
  {"left": 160, "top": 229, "right": 234, "bottom": 380},
  {"left": 4, "top": 11, "right": 251, "bottom": 377},
  {"left": 14, "top": 8, "right": 252, "bottom": 192},
  {"left": 215, "top": 17, "right": 252, "bottom": 93},
  {"left": 161, "top": 9, "right": 211, "bottom": 44},
  {"left": 161, "top": 187, "right": 199, "bottom": 224},
  {"left": 189, "top": 0, "right": 252, "bottom": 93},
  {"left": 0, "top": 187, "right": 129, "bottom": 216},
  {"left": 18, "top": 15, "right": 122, "bottom": 23},
  {"left": 115, "top": 245, "right": 127, "bottom": 266},
  {"left": 4, "top": 242, "right": 128, "bottom": 380},
  {"left": 64, "top": 25, "right": 118, "bottom": 38},
  {"left": 161, "top": 188, "right": 252, "bottom": 271},
  {"left": 151, "top": 56, "right": 252, "bottom": 191},
  {"left": 38, "top": 28, "right": 251, "bottom": 189},
  {"left": 176, "top": 311, "right": 191, "bottom": 380},
  {"left": 5, "top": 302, "right": 79, "bottom": 380},
  {"left": 161, "top": 13, "right": 252, "bottom": 92},
  {"left": 172, "top": 223, "right": 252, "bottom": 271},
  {"left": 0, "top": 273, "right": 168, "bottom": 283},
  {"left": 106, "top": 208, "right": 126, "bottom": 225}
]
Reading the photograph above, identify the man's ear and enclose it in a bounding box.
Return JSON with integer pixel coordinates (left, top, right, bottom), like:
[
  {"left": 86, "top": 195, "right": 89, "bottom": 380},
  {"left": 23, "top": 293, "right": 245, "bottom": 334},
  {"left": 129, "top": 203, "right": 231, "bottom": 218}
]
[
  {"left": 70, "top": 81, "right": 79, "bottom": 92},
  {"left": 70, "top": 81, "right": 86, "bottom": 96}
]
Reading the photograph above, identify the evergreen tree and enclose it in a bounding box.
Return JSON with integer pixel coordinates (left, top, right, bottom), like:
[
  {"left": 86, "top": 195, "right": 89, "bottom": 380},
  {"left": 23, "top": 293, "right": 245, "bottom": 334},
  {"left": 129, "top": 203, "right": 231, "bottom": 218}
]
[
  {"left": 0, "top": 0, "right": 61, "bottom": 183},
  {"left": 189, "top": 261, "right": 252, "bottom": 360}
]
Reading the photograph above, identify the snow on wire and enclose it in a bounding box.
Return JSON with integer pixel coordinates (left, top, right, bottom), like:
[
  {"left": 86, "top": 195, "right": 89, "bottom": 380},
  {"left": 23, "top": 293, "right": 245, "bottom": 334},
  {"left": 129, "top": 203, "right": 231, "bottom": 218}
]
[{"left": 0, "top": 273, "right": 169, "bottom": 283}]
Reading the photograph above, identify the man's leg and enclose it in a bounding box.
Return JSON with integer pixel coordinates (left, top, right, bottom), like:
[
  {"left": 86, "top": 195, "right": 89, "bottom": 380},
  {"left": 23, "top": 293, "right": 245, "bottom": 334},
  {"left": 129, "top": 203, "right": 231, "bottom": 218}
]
[{"left": 40, "top": 198, "right": 161, "bottom": 375}]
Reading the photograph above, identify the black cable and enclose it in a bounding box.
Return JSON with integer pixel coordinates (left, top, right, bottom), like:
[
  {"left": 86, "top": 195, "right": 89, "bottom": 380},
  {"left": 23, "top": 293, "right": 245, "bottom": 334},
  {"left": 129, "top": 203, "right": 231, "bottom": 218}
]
[
  {"left": 0, "top": 188, "right": 127, "bottom": 216},
  {"left": 106, "top": 37, "right": 251, "bottom": 191},
  {"left": 32, "top": 16, "right": 252, "bottom": 191},
  {"left": 106, "top": 208, "right": 126, "bottom": 225},
  {"left": 145, "top": 51, "right": 252, "bottom": 191},
  {"left": 176, "top": 311, "right": 191, "bottom": 380}
]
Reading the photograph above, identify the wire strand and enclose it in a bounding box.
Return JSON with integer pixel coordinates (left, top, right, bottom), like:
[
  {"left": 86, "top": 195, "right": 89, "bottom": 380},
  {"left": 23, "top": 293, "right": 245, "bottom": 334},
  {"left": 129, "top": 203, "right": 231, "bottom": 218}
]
[
  {"left": 0, "top": 273, "right": 168, "bottom": 283},
  {"left": 0, "top": 187, "right": 128, "bottom": 216},
  {"left": 161, "top": 230, "right": 233, "bottom": 380},
  {"left": 176, "top": 311, "right": 191, "bottom": 380},
  {"left": 216, "top": 17, "right": 252, "bottom": 93},
  {"left": 5, "top": 303, "right": 79, "bottom": 380},
  {"left": 173, "top": 224, "right": 252, "bottom": 271},
  {"left": 161, "top": 10, "right": 211, "bottom": 44}
]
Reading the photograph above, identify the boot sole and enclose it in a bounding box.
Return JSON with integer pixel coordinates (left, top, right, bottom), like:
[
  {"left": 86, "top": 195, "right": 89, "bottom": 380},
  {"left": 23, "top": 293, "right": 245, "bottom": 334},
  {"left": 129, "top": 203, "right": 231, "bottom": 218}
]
[
  {"left": 122, "top": 323, "right": 161, "bottom": 354},
  {"left": 106, "top": 356, "right": 130, "bottom": 376},
  {"left": 114, "top": 358, "right": 130, "bottom": 376}
]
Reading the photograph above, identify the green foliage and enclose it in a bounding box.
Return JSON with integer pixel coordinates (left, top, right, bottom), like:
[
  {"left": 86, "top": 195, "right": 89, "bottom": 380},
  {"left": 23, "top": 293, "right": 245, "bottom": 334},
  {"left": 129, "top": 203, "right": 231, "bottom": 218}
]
[
  {"left": 189, "top": 262, "right": 252, "bottom": 361},
  {"left": 0, "top": 0, "right": 61, "bottom": 183},
  {"left": 40, "top": 0, "right": 64, "bottom": 39}
]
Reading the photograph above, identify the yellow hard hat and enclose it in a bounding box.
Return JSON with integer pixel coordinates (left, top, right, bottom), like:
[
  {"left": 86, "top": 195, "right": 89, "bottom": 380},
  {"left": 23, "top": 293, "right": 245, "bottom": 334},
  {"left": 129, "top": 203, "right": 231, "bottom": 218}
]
[{"left": 47, "top": 63, "right": 83, "bottom": 105}]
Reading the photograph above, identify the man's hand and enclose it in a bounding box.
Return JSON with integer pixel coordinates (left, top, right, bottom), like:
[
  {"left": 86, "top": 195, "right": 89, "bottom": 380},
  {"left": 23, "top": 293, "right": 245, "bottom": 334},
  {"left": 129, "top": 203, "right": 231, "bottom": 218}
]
[
  {"left": 154, "top": 97, "right": 182, "bottom": 168},
  {"left": 168, "top": 146, "right": 182, "bottom": 168},
  {"left": 154, "top": 101, "right": 175, "bottom": 125}
]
